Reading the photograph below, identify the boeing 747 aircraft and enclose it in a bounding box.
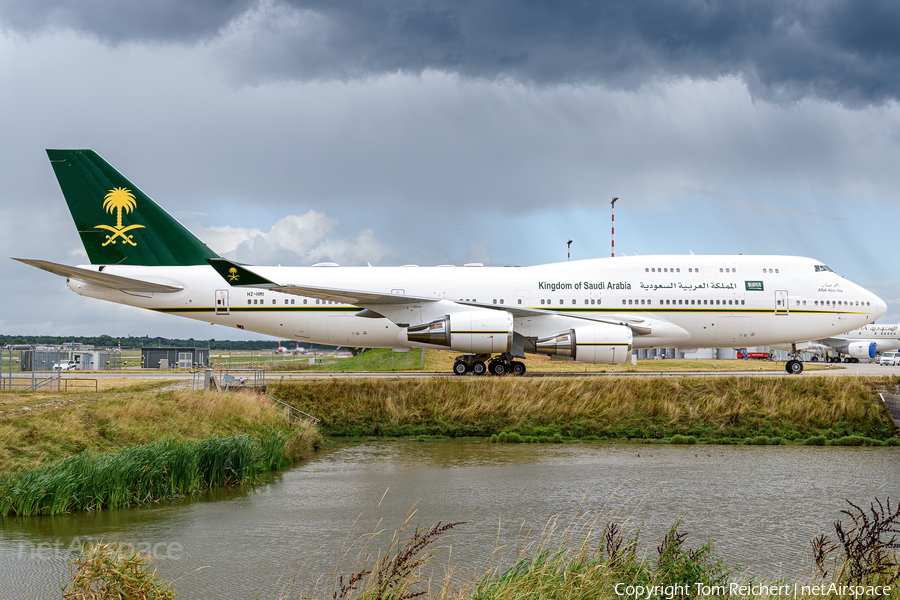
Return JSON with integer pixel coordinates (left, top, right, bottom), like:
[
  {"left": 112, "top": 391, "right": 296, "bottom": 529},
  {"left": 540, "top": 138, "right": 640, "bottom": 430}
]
[
  {"left": 786, "top": 324, "right": 900, "bottom": 363},
  {"left": 14, "top": 150, "right": 887, "bottom": 375}
]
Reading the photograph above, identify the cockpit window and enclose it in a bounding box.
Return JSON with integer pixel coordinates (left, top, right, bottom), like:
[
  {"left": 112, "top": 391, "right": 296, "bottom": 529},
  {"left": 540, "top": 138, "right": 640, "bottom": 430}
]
[{"left": 814, "top": 265, "right": 834, "bottom": 273}]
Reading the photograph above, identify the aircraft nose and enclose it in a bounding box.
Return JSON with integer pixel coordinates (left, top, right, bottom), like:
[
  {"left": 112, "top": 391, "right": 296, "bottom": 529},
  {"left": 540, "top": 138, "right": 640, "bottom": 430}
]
[{"left": 874, "top": 294, "right": 887, "bottom": 319}]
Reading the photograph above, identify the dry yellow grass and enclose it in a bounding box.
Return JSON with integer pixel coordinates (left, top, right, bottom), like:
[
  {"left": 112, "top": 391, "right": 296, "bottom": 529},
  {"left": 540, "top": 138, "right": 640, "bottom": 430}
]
[
  {"left": 0, "top": 384, "right": 322, "bottom": 473},
  {"left": 270, "top": 375, "right": 899, "bottom": 441}
]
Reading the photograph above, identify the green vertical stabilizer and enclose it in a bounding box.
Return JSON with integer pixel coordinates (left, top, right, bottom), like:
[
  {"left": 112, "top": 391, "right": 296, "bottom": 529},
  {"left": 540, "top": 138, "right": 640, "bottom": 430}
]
[{"left": 47, "top": 149, "right": 220, "bottom": 266}]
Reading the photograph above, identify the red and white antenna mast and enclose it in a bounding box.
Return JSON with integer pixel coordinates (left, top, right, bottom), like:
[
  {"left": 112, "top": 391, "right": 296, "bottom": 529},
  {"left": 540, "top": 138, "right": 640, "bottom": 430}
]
[{"left": 611, "top": 197, "right": 618, "bottom": 257}]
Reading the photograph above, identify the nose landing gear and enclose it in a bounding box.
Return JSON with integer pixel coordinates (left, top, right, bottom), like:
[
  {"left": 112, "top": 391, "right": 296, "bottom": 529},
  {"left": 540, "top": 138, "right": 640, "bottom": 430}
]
[{"left": 785, "top": 344, "right": 804, "bottom": 374}]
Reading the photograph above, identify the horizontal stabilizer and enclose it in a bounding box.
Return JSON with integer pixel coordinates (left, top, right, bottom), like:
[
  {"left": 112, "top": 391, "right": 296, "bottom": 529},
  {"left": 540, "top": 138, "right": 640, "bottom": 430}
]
[{"left": 13, "top": 258, "right": 183, "bottom": 293}]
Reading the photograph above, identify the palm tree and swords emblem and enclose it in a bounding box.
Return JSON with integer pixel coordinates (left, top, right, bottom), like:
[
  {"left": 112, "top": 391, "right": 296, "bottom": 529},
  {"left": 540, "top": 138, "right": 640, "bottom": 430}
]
[{"left": 96, "top": 187, "right": 145, "bottom": 246}]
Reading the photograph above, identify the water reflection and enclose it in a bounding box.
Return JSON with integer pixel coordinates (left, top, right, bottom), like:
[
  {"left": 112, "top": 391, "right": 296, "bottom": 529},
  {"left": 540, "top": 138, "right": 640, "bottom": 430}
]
[{"left": 1, "top": 441, "right": 897, "bottom": 599}]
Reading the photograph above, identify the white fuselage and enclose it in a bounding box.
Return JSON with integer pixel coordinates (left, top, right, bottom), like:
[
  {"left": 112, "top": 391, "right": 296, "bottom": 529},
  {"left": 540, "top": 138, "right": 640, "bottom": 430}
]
[
  {"left": 822, "top": 323, "right": 900, "bottom": 355},
  {"left": 66, "top": 254, "right": 885, "bottom": 353}
]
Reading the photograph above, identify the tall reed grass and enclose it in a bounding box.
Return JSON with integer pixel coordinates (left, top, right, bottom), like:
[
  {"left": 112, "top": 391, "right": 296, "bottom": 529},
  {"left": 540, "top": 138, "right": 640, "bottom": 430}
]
[
  {"left": 0, "top": 387, "right": 322, "bottom": 474},
  {"left": 0, "top": 431, "right": 292, "bottom": 516},
  {"left": 270, "top": 376, "right": 900, "bottom": 441}
]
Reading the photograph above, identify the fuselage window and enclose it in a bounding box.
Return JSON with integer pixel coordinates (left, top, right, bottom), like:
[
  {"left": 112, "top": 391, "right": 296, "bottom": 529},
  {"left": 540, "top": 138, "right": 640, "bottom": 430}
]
[
  {"left": 741, "top": 300, "right": 745, "bottom": 305},
  {"left": 676, "top": 268, "right": 680, "bottom": 273},
  {"left": 493, "top": 299, "right": 497, "bottom": 304},
  {"left": 316, "top": 299, "right": 320, "bottom": 304},
  {"left": 518, "top": 299, "right": 522, "bottom": 304},
  {"left": 303, "top": 299, "right": 307, "bottom": 305},
  {"left": 719, "top": 268, "right": 723, "bottom": 273},
  {"left": 541, "top": 299, "right": 545, "bottom": 305},
  {"left": 248, "top": 299, "right": 252, "bottom": 305},
  {"left": 628, "top": 299, "right": 633, "bottom": 305},
  {"left": 623, "top": 299, "right": 627, "bottom": 305},
  {"left": 585, "top": 299, "right": 589, "bottom": 305},
  {"left": 272, "top": 299, "right": 276, "bottom": 305},
  {"left": 664, "top": 268, "right": 668, "bottom": 273},
  {"left": 645, "top": 268, "right": 649, "bottom": 272},
  {"left": 559, "top": 299, "right": 564, "bottom": 305},
  {"left": 500, "top": 299, "right": 504, "bottom": 304}
]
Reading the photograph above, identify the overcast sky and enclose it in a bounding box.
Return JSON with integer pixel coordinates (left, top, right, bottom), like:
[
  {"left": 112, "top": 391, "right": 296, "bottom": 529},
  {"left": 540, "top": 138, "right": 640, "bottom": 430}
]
[{"left": 2, "top": 0, "right": 900, "bottom": 341}]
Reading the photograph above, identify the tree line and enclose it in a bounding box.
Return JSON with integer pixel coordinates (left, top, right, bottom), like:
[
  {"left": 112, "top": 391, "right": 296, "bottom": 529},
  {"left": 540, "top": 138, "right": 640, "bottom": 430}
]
[{"left": 0, "top": 335, "right": 337, "bottom": 351}]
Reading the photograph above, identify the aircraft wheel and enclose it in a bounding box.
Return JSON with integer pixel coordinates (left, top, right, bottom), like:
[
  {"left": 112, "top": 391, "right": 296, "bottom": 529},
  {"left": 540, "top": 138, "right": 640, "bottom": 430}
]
[
  {"left": 786, "top": 360, "right": 803, "bottom": 375},
  {"left": 453, "top": 361, "right": 469, "bottom": 376},
  {"left": 511, "top": 361, "right": 526, "bottom": 375},
  {"left": 852, "top": 357, "right": 859, "bottom": 363},
  {"left": 810, "top": 356, "right": 818, "bottom": 362},
  {"left": 489, "top": 361, "right": 507, "bottom": 375},
  {"left": 472, "top": 361, "right": 487, "bottom": 376}
]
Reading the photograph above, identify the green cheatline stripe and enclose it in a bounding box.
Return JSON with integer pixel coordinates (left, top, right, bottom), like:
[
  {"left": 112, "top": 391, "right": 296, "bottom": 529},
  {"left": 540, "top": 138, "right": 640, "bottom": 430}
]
[
  {"left": 533, "top": 307, "right": 863, "bottom": 316},
  {"left": 451, "top": 331, "right": 509, "bottom": 335},
  {"left": 154, "top": 306, "right": 864, "bottom": 317},
  {"left": 154, "top": 306, "right": 360, "bottom": 314}
]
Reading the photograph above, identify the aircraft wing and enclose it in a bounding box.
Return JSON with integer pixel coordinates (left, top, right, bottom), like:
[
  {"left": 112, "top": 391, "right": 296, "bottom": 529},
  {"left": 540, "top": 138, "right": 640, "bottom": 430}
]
[
  {"left": 14, "top": 258, "right": 184, "bottom": 293},
  {"left": 207, "top": 259, "right": 440, "bottom": 305},
  {"left": 208, "top": 258, "right": 653, "bottom": 335}
]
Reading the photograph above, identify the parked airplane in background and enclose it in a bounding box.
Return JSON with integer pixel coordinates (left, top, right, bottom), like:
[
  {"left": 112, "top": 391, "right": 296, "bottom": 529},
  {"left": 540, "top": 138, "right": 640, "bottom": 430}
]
[
  {"left": 14, "top": 150, "right": 888, "bottom": 375},
  {"left": 794, "top": 324, "right": 900, "bottom": 363}
]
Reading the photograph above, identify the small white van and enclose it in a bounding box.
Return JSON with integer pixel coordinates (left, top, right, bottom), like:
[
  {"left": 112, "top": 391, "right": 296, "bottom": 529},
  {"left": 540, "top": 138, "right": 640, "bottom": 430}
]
[{"left": 878, "top": 351, "right": 900, "bottom": 366}]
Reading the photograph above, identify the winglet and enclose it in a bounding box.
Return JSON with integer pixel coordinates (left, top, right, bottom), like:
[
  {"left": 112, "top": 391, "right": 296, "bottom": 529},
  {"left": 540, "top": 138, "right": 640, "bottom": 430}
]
[{"left": 207, "top": 259, "right": 278, "bottom": 287}]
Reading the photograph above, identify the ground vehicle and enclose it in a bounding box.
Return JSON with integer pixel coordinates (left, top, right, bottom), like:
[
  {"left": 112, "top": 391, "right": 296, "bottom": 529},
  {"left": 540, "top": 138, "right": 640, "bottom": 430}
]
[
  {"left": 52, "top": 360, "right": 77, "bottom": 371},
  {"left": 736, "top": 348, "right": 772, "bottom": 360},
  {"left": 878, "top": 351, "right": 900, "bottom": 366}
]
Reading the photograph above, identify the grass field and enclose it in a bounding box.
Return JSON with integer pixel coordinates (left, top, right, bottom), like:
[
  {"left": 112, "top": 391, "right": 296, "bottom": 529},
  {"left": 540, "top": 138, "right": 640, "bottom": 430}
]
[
  {"left": 269, "top": 375, "right": 900, "bottom": 442},
  {"left": 276, "top": 348, "right": 838, "bottom": 374},
  {"left": 0, "top": 380, "right": 322, "bottom": 473}
]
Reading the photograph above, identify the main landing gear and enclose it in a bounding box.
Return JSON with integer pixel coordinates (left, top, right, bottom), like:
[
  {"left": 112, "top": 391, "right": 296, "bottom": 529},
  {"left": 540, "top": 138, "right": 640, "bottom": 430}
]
[{"left": 453, "top": 353, "right": 526, "bottom": 376}]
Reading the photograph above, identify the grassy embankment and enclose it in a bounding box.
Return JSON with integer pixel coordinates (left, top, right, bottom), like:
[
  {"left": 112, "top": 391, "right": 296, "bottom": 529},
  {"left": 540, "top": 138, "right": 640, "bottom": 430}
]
[
  {"left": 270, "top": 375, "right": 900, "bottom": 443},
  {"left": 0, "top": 381, "right": 323, "bottom": 515}
]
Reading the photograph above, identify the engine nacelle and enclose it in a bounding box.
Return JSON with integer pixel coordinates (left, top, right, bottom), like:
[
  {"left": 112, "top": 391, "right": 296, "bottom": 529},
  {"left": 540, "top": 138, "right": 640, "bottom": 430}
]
[
  {"left": 535, "top": 323, "right": 633, "bottom": 364},
  {"left": 847, "top": 341, "right": 876, "bottom": 359},
  {"left": 406, "top": 310, "right": 513, "bottom": 353}
]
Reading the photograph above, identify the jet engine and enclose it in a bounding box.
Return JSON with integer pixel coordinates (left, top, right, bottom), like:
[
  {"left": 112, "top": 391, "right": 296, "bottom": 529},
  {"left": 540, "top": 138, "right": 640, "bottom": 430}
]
[
  {"left": 534, "top": 323, "right": 633, "bottom": 364},
  {"left": 844, "top": 341, "right": 877, "bottom": 359},
  {"left": 406, "top": 310, "right": 513, "bottom": 353}
]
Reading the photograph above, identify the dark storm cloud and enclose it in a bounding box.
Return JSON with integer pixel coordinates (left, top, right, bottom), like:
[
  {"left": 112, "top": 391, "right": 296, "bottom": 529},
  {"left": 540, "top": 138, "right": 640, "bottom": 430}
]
[
  {"left": 0, "top": 0, "right": 254, "bottom": 43},
  {"left": 2, "top": 0, "right": 900, "bottom": 104}
]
